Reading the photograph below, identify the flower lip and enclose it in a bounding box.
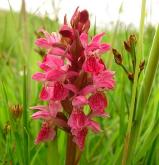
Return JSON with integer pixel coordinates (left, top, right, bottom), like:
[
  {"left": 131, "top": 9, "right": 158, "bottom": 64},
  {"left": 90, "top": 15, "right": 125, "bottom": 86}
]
[
  {"left": 83, "top": 56, "right": 104, "bottom": 74},
  {"left": 35, "top": 122, "right": 55, "bottom": 144},
  {"left": 68, "top": 109, "right": 88, "bottom": 129},
  {"left": 88, "top": 92, "right": 108, "bottom": 116}
]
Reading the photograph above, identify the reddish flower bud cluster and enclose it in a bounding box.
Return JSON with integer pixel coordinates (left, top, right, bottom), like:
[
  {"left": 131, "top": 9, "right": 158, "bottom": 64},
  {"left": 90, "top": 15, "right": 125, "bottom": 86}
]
[
  {"left": 31, "top": 7, "right": 115, "bottom": 150},
  {"left": 113, "top": 34, "right": 145, "bottom": 82}
]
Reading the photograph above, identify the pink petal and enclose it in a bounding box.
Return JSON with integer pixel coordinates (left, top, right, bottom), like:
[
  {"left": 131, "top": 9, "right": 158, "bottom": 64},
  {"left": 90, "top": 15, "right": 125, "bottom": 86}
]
[
  {"left": 39, "top": 62, "right": 50, "bottom": 72},
  {"left": 72, "top": 128, "right": 88, "bottom": 150},
  {"left": 32, "top": 111, "right": 50, "bottom": 120},
  {"left": 88, "top": 92, "right": 108, "bottom": 115},
  {"left": 35, "top": 122, "right": 55, "bottom": 144},
  {"left": 46, "top": 70, "right": 65, "bottom": 81},
  {"left": 92, "top": 32, "right": 105, "bottom": 43},
  {"left": 68, "top": 110, "right": 88, "bottom": 129},
  {"left": 90, "top": 111, "right": 110, "bottom": 118},
  {"left": 98, "top": 43, "right": 111, "bottom": 54},
  {"left": 40, "top": 86, "right": 49, "bottom": 100},
  {"left": 72, "top": 96, "right": 88, "bottom": 107},
  {"left": 80, "top": 85, "right": 96, "bottom": 96},
  {"left": 37, "top": 29, "right": 60, "bottom": 48},
  {"left": 63, "top": 84, "right": 78, "bottom": 93},
  {"left": 44, "top": 55, "right": 64, "bottom": 69},
  {"left": 48, "top": 32, "right": 60, "bottom": 44},
  {"left": 30, "top": 105, "right": 48, "bottom": 111},
  {"left": 49, "top": 47, "right": 65, "bottom": 56},
  {"left": 83, "top": 56, "right": 104, "bottom": 74},
  {"left": 80, "top": 33, "right": 88, "bottom": 48},
  {"left": 93, "top": 70, "right": 115, "bottom": 89},
  {"left": 35, "top": 38, "right": 50, "bottom": 48},
  {"left": 49, "top": 101, "right": 62, "bottom": 117},
  {"left": 87, "top": 42, "right": 99, "bottom": 52},
  {"left": 52, "top": 82, "right": 68, "bottom": 101},
  {"left": 32, "top": 72, "right": 45, "bottom": 81},
  {"left": 70, "top": 7, "right": 79, "bottom": 27},
  {"left": 66, "top": 71, "right": 79, "bottom": 78},
  {"left": 39, "top": 29, "right": 60, "bottom": 43},
  {"left": 87, "top": 120, "right": 101, "bottom": 133}
]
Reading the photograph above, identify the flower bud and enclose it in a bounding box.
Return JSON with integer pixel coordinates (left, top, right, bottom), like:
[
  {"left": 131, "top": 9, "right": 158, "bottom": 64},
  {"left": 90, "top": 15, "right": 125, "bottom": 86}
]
[
  {"left": 129, "top": 34, "right": 137, "bottom": 46},
  {"left": 128, "top": 72, "right": 134, "bottom": 81},
  {"left": 34, "top": 48, "right": 46, "bottom": 57},
  {"left": 112, "top": 49, "right": 122, "bottom": 65},
  {"left": 139, "top": 60, "right": 145, "bottom": 71},
  {"left": 70, "top": 7, "right": 90, "bottom": 34},
  {"left": 10, "top": 104, "right": 23, "bottom": 119},
  {"left": 124, "top": 34, "right": 137, "bottom": 53},
  {"left": 124, "top": 41, "right": 131, "bottom": 52},
  {"left": 3, "top": 121, "right": 11, "bottom": 135}
]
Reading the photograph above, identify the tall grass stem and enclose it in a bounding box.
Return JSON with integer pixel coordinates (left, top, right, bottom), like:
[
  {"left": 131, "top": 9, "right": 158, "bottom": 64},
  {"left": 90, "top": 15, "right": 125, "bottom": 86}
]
[
  {"left": 122, "top": 0, "right": 146, "bottom": 164},
  {"left": 23, "top": 66, "right": 29, "bottom": 165}
]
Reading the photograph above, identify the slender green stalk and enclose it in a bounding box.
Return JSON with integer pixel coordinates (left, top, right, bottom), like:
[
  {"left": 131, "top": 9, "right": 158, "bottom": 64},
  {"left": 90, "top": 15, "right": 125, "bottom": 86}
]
[
  {"left": 135, "top": 25, "right": 159, "bottom": 123},
  {"left": 123, "top": 24, "right": 159, "bottom": 164},
  {"left": 1, "top": 82, "right": 9, "bottom": 121},
  {"left": 65, "top": 134, "right": 76, "bottom": 165},
  {"left": 129, "top": 24, "right": 159, "bottom": 160},
  {"left": 47, "top": 140, "right": 59, "bottom": 165},
  {"left": 30, "top": 145, "right": 44, "bottom": 165},
  {"left": 135, "top": 119, "right": 159, "bottom": 162},
  {"left": 122, "top": 0, "right": 146, "bottom": 164},
  {"left": 23, "top": 66, "right": 29, "bottom": 165}
]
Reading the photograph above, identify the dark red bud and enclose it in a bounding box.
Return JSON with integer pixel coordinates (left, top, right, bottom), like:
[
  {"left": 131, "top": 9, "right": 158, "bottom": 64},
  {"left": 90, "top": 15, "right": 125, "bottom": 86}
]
[
  {"left": 80, "top": 10, "right": 89, "bottom": 23},
  {"left": 128, "top": 72, "right": 134, "bottom": 81},
  {"left": 124, "top": 41, "right": 131, "bottom": 52},
  {"left": 112, "top": 49, "right": 122, "bottom": 65},
  {"left": 129, "top": 34, "right": 137, "bottom": 46}
]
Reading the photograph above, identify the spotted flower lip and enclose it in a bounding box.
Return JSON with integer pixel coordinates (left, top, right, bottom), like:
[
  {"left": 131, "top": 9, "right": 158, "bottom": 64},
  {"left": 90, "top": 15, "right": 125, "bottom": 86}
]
[
  {"left": 35, "top": 121, "right": 55, "bottom": 144},
  {"left": 31, "top": 7, "right": 115, "bottom": 150},
  {"left": 82, "top": 56, "right": 104, "bottom": 74},
  {"left": 88, "top": 92, "right": 108, "bottom": 117},
  {"left": 68, "top": 110, "right": 101, "bottom": 150}
]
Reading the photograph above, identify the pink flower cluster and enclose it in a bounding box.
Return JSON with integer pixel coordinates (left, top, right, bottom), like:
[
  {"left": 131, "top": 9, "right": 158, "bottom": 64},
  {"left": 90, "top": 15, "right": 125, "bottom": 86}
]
[{"left": 31, "top": 7, "right": 115, "bottom": 150}]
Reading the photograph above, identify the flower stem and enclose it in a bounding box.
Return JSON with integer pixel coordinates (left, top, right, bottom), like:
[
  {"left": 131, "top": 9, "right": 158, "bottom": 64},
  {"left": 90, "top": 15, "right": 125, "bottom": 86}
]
[
  {"left": 128, "top": 24, "right": 159, "bottom": 163},
  {"left": 23, "top": 66, "right": 29, "bottom": 165},
  {"left": 65, "top": 134, "right": 77, "bottom": 165},
  {"left": 122, "top": 0, "right": 146, "bottom": 164}
]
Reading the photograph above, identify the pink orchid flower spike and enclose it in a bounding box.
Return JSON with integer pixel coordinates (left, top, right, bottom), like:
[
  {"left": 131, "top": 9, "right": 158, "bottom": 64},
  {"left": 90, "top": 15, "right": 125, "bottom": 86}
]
[{"left": 31, "top": 7, "right": 115, "bottom": 150}]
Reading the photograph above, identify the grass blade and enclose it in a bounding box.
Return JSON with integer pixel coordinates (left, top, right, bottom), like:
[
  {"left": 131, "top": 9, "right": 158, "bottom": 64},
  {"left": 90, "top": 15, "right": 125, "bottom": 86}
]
[{"left": 23, "top": 66, "right": 29, "bottom": 165}]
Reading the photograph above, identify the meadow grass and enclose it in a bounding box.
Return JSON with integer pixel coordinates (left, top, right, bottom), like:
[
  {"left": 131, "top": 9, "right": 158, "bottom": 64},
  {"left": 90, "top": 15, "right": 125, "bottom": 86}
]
[{"left": 0, "top": 4, "right": 159, "bottom": 165}]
